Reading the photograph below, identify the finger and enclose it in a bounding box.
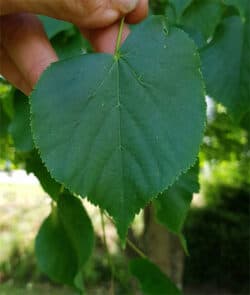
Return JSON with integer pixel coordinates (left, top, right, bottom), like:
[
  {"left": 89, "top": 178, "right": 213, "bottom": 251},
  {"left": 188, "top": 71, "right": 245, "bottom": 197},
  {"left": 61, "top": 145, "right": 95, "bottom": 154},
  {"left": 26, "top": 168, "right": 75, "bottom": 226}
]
[
  {"left": 81, "top": 22, "right": 130, "bottom": 54},
  {"left": 80, "top": 0, "right": 148, "bottom": 54},
  {"left": 0, "top": 13, "right": 58, "bottom": 88},
  {"left": 1, "top": 0, "right": 144, "bottom": 28},
  {"left": 111, "top": 0, "right": 139, "bottom": 14},
  {"left": 126, "top": 0, "right": 149, "bottom": 24},
  {"left": 0, "top": 46, "right": 31, "bottom": 95}
]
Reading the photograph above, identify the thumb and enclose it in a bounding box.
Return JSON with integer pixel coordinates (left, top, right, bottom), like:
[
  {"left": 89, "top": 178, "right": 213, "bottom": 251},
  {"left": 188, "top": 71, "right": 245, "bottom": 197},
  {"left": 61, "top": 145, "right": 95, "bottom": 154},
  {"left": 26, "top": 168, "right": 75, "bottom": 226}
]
[{"left": 112, "top": 0, "right": 139, "bottom": 14}]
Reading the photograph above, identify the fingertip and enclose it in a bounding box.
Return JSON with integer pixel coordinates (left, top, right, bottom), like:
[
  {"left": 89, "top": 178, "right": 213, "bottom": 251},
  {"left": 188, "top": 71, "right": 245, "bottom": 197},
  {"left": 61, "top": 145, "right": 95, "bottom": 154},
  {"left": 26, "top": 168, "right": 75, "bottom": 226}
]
[
  {"left": 81, "top": 23, "right": 130, "bottom": 54},
  {"left": 111, "top": 0, "right": 139, "bottom": 14}
]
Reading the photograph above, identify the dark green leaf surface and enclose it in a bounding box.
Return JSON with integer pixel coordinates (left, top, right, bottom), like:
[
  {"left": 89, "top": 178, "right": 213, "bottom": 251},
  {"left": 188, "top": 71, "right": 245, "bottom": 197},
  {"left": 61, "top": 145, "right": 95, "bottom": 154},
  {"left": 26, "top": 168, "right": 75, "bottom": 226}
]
[
  {"left": 0, "top": 102, "right": 10, "bottom": 137},
  {"left": 26, "top": 150, "right": 61, "bottom": 200},
  {"left": 181, "top": 0, "right": 224, "bottom": 40},
  {"left": 57, "top": 193, "right": 94, "bottom": 269},
  {"left": 35, "top": 193, "right": 94, "bottom": 289},
  {"left": 130, "top": 258, "right": 181, "bottom": 295},
  {"left": 35, "top": 209, "right": 77, "bottom": 285},
  {"left": 38, "top": 15, "right": 73, "bottom": 39},
  {"left": 51, "top": 30, "right": 86, "bottom": 60},
  {"left": 240, "top": 110, "right": 250, "bottom": 133},
  {"left": 201, "top": 14, "right": 250, "bottom": 119},
  {"left": 31, "top": 16, "right": 206, "bottom": 240},
  {"left": 169, "top": 0, "right": 193, "bottom": 20},
  {"left": 154, "top": 162, "right": 199, "bottom": 234},
  {"left": 8, "top": 91, "right": 33, "bottom": 152},
  {"left": 224, "top": 0, "right": 248, "bottom": 18}
]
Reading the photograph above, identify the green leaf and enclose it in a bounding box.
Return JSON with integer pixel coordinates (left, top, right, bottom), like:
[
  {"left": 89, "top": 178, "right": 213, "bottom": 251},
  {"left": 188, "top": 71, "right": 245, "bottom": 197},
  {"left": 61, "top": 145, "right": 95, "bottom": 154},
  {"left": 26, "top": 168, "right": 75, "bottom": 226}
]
[
  {"left": 154, "top": 161, "right": 199, "bottom": 234},
  {"left": 180, "top": 0, "right": 224, "bottom": 41},
  {"left": 8, "top": 91, "right": 33, "bottom": 152},
  {"left": 25, "top": 150, "right": 61, "bottom": 200},
  {"left": 0, "top": 101, "right": 10, "bottom": 137},
  {"left": 31, "top": 16, "right": 206, "bottom": 241},
  {"left": 38, "top": 15, "right": 73, "bottom": 39},
  {"left": 130, "top": 258, "right": 182, "bottom": 295},
  {"left": 0, "top": 82, "right": 14, "bottom": 119},
  {"left": 240, "top": 110, "right": 250, "bottom": 133},
  {"left": 35, "top": 193, "right": 94, "bottom": 290},
  {"left": 224, "top": 0, "right": 248, "bottom": 19},
  {"left": 51, "top": 30, "right": 89, "bottom": 60},
  {"left": 169, "top": 0, "right": 193, "bottom": 21},
  {"left": 201, "top": 14, "right": 250, "bottom": 119}
]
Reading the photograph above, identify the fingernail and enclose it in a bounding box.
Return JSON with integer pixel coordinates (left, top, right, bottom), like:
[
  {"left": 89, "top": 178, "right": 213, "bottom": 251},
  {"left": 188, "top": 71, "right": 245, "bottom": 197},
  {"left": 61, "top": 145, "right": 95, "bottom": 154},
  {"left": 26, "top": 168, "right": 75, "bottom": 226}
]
[{"left": 114, "top": 0, "right": 139, "bottom": 13}]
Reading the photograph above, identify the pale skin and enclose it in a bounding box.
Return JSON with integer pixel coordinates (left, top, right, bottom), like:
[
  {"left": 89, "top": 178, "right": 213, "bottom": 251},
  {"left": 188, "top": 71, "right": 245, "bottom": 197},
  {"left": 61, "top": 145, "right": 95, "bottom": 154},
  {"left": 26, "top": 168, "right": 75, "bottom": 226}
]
[{"left": 0, "top": 0, "right": 148, "bottom": 94}]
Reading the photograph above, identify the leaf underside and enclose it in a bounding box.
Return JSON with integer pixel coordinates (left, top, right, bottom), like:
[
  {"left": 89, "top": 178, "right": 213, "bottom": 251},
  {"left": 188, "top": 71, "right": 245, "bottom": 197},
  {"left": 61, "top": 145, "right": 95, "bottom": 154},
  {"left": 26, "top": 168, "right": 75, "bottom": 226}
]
[{"left": 35, "top": 193, "right": 94, "bottom": 289}]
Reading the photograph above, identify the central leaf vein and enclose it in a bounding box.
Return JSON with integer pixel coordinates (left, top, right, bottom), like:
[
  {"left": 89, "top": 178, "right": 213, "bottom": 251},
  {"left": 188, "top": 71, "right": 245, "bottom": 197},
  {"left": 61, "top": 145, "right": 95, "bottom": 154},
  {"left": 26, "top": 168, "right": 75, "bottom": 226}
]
[{"left": 116, "top": 61, "right": 125, "bottom": 210}]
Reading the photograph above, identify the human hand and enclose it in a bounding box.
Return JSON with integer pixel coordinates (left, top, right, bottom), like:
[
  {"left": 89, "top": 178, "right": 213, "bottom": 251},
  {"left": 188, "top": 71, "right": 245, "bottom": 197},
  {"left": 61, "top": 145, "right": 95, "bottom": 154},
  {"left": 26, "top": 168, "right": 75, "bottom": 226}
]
[{"left": 0, "top": 0, "right": 148, "bottom": 94}]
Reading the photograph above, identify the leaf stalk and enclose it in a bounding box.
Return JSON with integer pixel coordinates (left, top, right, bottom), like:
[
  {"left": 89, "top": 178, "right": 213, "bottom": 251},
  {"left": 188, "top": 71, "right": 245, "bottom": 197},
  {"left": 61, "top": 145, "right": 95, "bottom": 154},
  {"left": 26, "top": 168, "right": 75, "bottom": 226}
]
[{"left": 115, "top": 17, "right": 125, "bottom": 55}]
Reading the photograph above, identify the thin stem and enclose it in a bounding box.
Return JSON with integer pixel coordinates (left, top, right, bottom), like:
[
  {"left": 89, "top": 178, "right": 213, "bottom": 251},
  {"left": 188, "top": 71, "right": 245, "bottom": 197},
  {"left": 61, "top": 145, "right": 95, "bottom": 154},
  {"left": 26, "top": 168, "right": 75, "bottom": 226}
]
[
  {"left": 60, "top": 185, "right": 64, "bottom": 193},
  {"left": 100, "top": 209, "right": 115, "bottom": 295},
  {"left": 115, "top": 17, "right": 125, "bottom": 55},
  {"left": 126, "top": 239, "right": 147, "bottom": 259},
  {"left": 103, "top": 212, "right": 148, "bottom": 260}
]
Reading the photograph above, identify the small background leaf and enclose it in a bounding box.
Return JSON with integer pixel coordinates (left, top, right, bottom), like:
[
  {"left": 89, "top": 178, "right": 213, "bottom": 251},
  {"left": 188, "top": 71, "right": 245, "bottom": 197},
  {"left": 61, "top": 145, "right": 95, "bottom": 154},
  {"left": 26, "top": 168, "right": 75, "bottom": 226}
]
[
  {"left": 224, "top": 0, "right": 248, "bottom": 19},
  {"left": 130, "top": 258, "right": 182, "bottom": 295},
  {"left": 180, "top": 0, "right": 224, "bottom": 42},
  {"left": 35, "top": 193, "right": 94, "bottom": 290},
  {"left": 154, "top": 161, "right": 199, "bottom": 234},
  {"left": 8, "top": 91, "right": 33, "bottom": 152},
  {"left": 38, "top": 15, "right": 73, "bottom": 39},
  {"left": 169, "top": 0, "right": 193, "bottom": 21},
  {"left": 201, "top": 13, "right": 250, "bottom": 119},
  {"left": 25, "top": 150, "right": 61, "bottom": 200}
]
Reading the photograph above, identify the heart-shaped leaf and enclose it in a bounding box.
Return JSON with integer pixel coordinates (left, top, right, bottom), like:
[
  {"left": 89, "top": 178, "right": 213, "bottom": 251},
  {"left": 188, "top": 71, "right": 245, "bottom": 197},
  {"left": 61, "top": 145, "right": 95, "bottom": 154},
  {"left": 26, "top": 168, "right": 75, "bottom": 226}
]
[
  {"left": 154, "top": 161, "right": 199, "bottom": 234},
  {"left": 35, "top": 193, "right": 94, "bottom": 290},
  {"left": 201, "top": 13, "right": 250, "bottom": 119},
  {"left": 31, "top": 16, "right": 206, "bottom": 240}
]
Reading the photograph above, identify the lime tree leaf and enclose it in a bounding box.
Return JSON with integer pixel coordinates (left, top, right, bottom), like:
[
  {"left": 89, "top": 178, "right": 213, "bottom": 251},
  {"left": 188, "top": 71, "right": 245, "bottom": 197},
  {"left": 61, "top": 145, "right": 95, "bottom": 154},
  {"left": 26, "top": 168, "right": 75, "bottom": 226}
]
[
  {"left": 26, "top": 150, "right": 61, "bottom": 200},
  {"left": 57, "top": 193, "right": 94, "bottom": 270},
  {"left": 0, "top": 83, "right": 14, "bottom": 119},
  {"left": 51, "top": 30, "right": 88, "bottom": 60},
  {"left": 169, "top": 0, "right": 193, "bottom": 21},
  {"left": 224, "top": 0, "right": 248, "bottom": 19},
  {"left": 201, "top": 14, "right": 250, "bottom": 119},
  {"left": 36, "top": 208, "right": 77, "bottom": 286},
  {"left": 0, "top": 102, "right": 10, "bottom": 137},
  {"left": 154, "top": 161, "right": 199, "bottom": 234},
  {"left": 180, "top": 0, "right": 224, "bottom": 41},
  {"left": 35, "top": 193, "right": 94, "bottom": 290},
  {"left": 130, "top": 258, "right": 182, "bottom": 295},
  {"left": 240, "top": 110, "right": 250, "bottom": 133},
  {"left": 8, "top": 91, "right": 33, "bottom": 152},
  {"left": 38, "top": 15, "right": 73, "bottom": 39},
  {"left": 31, "top": 16, "right": 206, "bottom": 241}
]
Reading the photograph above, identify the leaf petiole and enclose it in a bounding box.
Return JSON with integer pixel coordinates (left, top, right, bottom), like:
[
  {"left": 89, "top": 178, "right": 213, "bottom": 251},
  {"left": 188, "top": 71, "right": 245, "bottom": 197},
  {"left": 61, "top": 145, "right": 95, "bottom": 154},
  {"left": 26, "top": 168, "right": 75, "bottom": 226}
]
[{"left": 115, "top": 17, "right": 125, "bottom": 56}]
